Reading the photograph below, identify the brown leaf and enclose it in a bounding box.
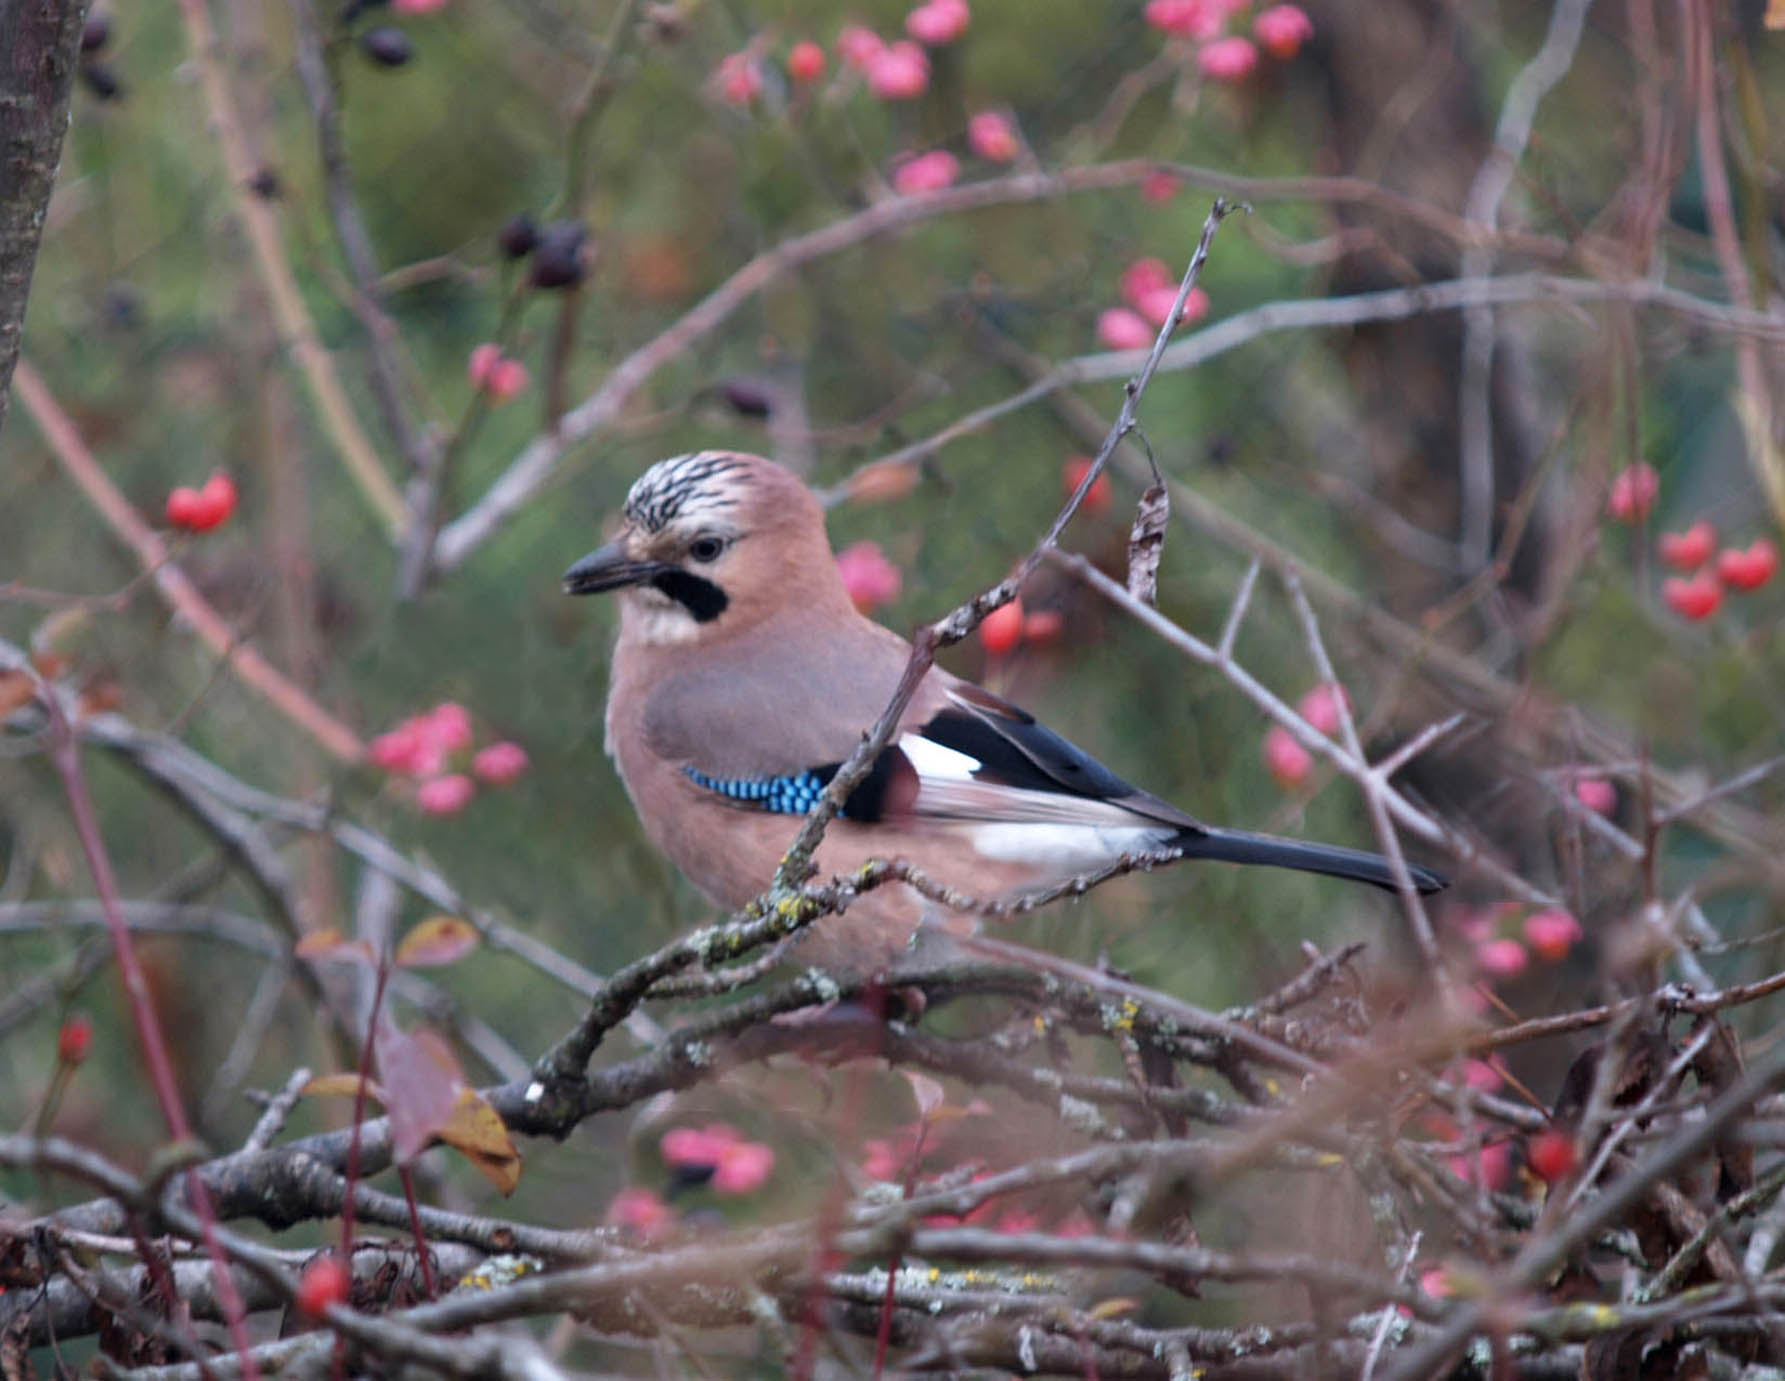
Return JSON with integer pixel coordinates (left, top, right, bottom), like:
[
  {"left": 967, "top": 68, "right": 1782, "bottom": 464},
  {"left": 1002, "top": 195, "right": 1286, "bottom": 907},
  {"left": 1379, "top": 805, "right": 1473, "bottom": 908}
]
[
  {"left": 395, "top": 915, "right": 481, "bottom": 969},
  {"left": 0, "top": 671, "right": 36, "bottom": 721},
  {"left": 295, "top": 929, "right": 376, "bottom": 964},
  {"left": 1688, "top": 1016, "right": 1755, "bottom": 1198},
  {"left": 376, "top": 1026, "right": 464, "bottom": 1164},
  {"left": 1125, "top": 482, "right": 1170, "bottom": 607},
  {"left": 438, "top": 1087, "right": 523, "bottom": 1195}
]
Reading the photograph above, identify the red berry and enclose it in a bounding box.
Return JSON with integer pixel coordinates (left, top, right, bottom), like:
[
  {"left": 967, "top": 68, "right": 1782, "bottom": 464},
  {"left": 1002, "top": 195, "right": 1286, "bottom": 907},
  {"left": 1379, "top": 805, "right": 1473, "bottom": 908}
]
[
  {"left": 188, "top": 472, "right": 238, "bottom": 532},
  {"left": 165, "top": 486, "right": 205, "bottom": 529},
  {"left": 1661, "top": 573, "right": 1722, "bottom": 621},
  {"left": 58, "top": 1014, "right": 93, "bottom": 1065},
  {"left": 1528, "top": 1128, "right": 1579, "bottom": 1184},
  {"left": 1062, "top": 457, "right": 1111, "bottom": 513},
  {"left": 787, "top": 40, "right": 825, "bottom": 82},
  {"left": 979, "top": 599, "right": 1025, "bottom": 657},
  {"left": 296, "top": 1254, "right": 350, "bottom": 1317},
  {"left": 1715, "top": 539, "right": 1778, "bottom": 592},
  {"left": 1657, "top": 520, "right": 1716, "bottom": 571}
]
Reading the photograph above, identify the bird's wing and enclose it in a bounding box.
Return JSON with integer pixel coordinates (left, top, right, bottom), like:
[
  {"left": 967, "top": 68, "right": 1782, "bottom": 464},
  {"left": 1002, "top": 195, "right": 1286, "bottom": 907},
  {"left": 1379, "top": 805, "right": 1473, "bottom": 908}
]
[
  {"left": 648, "top": 615, "right": 1196, "bottom": 832},
  {"left": 896, "top": 679, "right": 1205, "bottom": 831}
]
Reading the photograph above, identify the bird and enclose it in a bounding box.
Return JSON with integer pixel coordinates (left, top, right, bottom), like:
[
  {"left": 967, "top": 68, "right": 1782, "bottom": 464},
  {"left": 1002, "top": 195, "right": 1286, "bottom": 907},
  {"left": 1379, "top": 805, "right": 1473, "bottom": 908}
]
[{"left": 566, "top": 451, "right": 1447, "bottom": 971}]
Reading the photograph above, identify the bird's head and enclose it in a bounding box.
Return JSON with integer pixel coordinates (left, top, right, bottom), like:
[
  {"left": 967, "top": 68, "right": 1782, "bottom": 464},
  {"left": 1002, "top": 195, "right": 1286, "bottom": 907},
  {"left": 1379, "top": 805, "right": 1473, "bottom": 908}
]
[{"left": 564, "top": 451, "right": 850, "bottom": 644}]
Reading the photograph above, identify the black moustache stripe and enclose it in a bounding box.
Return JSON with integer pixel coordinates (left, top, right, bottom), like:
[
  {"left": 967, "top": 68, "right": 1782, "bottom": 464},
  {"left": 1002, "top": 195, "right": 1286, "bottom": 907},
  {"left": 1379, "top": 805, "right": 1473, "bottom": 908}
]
[{"left": 651, "top": 570, "right": 729, "bottom": 622}]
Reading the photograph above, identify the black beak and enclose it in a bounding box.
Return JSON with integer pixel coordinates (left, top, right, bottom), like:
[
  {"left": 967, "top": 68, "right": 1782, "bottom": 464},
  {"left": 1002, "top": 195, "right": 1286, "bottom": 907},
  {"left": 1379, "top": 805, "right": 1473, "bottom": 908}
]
[{"left": 562, "top": 542, "right": 670, "bottom": 596}]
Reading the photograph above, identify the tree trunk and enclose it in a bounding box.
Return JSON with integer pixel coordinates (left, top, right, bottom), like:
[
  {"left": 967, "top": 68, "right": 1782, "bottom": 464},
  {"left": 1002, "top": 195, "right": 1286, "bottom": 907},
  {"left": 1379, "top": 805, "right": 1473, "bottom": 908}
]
[{"left": 0, "top": 0, "right": 89, "bottom": 439}]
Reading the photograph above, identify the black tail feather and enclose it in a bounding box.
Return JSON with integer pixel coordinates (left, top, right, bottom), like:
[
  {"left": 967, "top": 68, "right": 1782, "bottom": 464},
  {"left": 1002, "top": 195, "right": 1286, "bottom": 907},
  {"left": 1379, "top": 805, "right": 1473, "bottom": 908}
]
[{"left": 1177, "top": 826, "right": 1449, "bottom": 895}]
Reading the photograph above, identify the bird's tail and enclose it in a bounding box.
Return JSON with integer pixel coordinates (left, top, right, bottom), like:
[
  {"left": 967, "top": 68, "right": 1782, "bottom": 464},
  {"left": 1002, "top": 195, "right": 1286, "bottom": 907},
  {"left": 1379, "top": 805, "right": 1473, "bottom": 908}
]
[{"left": 1175, "top": 826, "right": 1448, "bottom": 895}]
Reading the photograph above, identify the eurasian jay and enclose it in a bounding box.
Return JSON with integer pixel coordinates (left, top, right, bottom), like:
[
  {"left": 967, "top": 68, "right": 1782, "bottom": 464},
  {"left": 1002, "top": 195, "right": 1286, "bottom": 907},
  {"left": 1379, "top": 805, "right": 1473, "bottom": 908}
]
[{"left": 567, "top": 451, "right": 1447, "bottom": 970}]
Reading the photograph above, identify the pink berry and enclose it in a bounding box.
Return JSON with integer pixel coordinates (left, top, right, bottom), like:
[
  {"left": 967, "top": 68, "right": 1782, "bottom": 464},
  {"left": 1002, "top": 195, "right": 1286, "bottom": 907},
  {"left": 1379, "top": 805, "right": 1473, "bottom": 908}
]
[
  {"left": 1574, "top": 776, "right": 1616, "bottom": 815},
  {"left": 1606, "top": 462, "right": 1659, "bottom": 522},
  {"left": 1262, "top": 725, "right": 1313, "bottom": 788},
  {"left": 905, "top": 0, "right": 968, "bottom": 46},
  {"left": 967, "top": 110, "right": 1018, "bottom": 162},
  {"left": 606, "top": 1186, "right": 674, "bottom": 1238},
  {"left": 1136, "top": 284, "right": 1207, "bottom": 329},
  {"left": 715, "top": 52, "right": 762, "bottom": 105},
  {"left": 1297, "top": 682, "right": 1350, "bottom": 736},
  {"left": 867, "top": 40, "right": 929, "bottom": 99},
  {"left": 1252, "top": 3, "right": 1313, "bottom": 58},
  {"left": 712, "top": 1140, "right": 775, "bottom": 1194},
  {"left": 835, "top": 541, "right": 903, "bottom": 612},
  {"left": 1476, "top": 938, "right": 1529, "bottom": 978},
  {"left": 1120, "top": 258, "right": 1173, "bottom": 311},
  {"left": 416, "top": 774, "right": 475, "bottom": 815},
  {"left": 427, "top": 702, "right": 474, "bottom": 753},
  {"left": 1096, "top": 307, "right": 1153, "bottom": 351},
  {"left": 487, "top": 357, "right": 528, "bottom": 402},
  {"left": 836, "top": 25, "right": 885, "bottom": 70},
  {"left": 1140, "top": 170, "right": 1181, "bottom": 203},
  {"left": 1145, "top": 0, "right": 1220, "bottom": 39},
  {"left": 369, "top": 724, "right": 425, "bottom": 774},
  {"left": 892, "top": 149, "right": 959, "bottom": 195},
  {"left": 1199, "top": 36, "right": 1258, "bottom": 82},
  {"left": 1522, "top": 909, "right": 1582, "bottom": 962},
  {"left": 472, "top": 741, "right": 529, "bottom": 786},
  {"left": 467, "top": 343, "right": 501, "bottom": 388}
]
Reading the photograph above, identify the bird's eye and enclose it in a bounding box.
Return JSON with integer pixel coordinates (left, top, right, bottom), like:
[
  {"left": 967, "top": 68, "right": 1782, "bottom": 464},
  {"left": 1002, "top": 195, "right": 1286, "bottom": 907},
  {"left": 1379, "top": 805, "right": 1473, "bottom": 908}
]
[{"left": 688, "top": 535, "right": 726, "bottom": 563}]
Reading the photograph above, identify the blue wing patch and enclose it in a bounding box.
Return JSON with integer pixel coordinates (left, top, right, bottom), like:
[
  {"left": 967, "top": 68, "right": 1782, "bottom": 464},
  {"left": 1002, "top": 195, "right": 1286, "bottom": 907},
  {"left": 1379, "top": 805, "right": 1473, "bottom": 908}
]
[{"left": 682, "top": 765, "right": 840, "bottom": 816}]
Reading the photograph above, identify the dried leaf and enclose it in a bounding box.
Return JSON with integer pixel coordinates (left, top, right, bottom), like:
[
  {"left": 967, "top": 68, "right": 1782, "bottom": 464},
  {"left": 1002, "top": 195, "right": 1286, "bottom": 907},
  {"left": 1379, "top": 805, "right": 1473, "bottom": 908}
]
[
  {"left": 1125, "top": 482, "right": 1170, "bottom": 607},
  {"left": 1084, "top": 1297, "right": 1141, "bottom": 1321},
  {"left": 1688, "top": 1016, "right": 1755, "bottom": 1199},
  {"left": 1769, "top": 0, "right": 1785, "bottom": 28},
  {"left": 0, "top": 671, "right": 36, "bottom": 720},
  {"left": 295, "top": 929, "right": 376, "bottom": 964},
  {"left": 376, "top": 1026, "right": 465, "bottom": 1164},
  {"left": 395, "top": 915, "right": 481, "bottom": 969},
  {"left": 302, "top": 1073, "right": 383, "bottom": 1102},
  {"left": 438, "top": 1087, "right": 523, "bottom": 1195},
  {"left": 902, "top": 1070, "right": 946, "bottom": 1119}
]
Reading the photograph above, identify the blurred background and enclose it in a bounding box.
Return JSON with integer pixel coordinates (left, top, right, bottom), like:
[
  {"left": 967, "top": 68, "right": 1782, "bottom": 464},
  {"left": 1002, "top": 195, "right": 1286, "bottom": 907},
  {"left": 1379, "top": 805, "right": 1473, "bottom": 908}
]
[{"left": 3, "top": 0, "right": 1783, "bottom": 1347}]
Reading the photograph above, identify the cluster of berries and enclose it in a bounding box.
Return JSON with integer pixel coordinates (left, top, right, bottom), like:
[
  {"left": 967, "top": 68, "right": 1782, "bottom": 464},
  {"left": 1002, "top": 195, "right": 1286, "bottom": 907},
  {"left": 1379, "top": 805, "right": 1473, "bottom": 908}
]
[
  {"left": 368, "top": 701, "right": 529, "bottom": 815},
  {"left": 1606, "top": 463, "right": 1776, "bottom": 619}
]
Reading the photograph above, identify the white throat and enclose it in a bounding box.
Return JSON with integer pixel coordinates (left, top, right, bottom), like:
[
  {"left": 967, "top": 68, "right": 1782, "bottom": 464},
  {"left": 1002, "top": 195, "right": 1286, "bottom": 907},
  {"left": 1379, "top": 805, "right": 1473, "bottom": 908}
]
[{"left": 621, "top": 586, "right": 703, "bottom": 646}]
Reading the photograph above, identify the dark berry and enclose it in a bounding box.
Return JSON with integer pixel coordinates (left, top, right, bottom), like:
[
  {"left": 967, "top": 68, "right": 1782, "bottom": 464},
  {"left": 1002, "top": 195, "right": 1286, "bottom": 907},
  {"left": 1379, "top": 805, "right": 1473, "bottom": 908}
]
[
  {"left": 529, "top": 221, "right": 589, "bottom": 290},
  {"left": 359, "top": 26, "right": 413, "bottom": 67},
  {"left": 718, "top": 378, "right": 774, "bottom": 418},
  {"left": 497, "top": 213, "right": 540, "bottom": 260},
  {"left": 247, "top": 168, "right": 282, "bottom": 200},
  {"left": 79, "top": 63, "right": 123, "bottom": 100},
  {"left": 81, "top": 14, "right": 110, "bottom": 53}
]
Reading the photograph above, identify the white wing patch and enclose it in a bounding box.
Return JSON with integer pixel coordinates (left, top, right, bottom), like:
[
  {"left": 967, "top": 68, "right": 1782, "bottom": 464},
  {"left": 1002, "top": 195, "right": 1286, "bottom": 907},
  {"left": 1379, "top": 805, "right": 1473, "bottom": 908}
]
[
  {"left": 900, "top": 731, "right": 1164, "bottom": 829},
  {"left": 970, "top": 823, "right": 1177, "bottom": 869},
  {"left": 898, "top": 733, "right": 982, "bottom": 782}
]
